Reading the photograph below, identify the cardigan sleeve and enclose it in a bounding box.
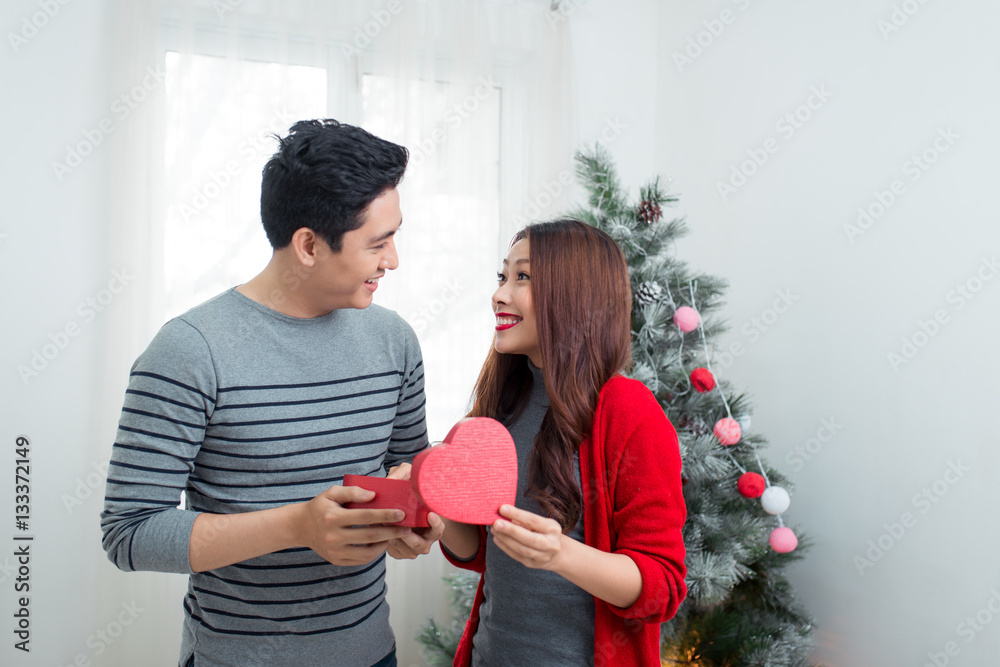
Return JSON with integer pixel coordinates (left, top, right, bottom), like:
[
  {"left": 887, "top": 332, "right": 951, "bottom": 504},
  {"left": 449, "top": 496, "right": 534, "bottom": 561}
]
[{"left": 605, "top": 387, "right": 687, "bottom": 623}]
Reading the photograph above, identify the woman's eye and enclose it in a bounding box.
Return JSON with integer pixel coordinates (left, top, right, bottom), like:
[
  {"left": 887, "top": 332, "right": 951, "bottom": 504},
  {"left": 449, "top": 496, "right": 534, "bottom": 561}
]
[
  {"left": 496, "top": 272, "right": 506, "bottom": 284},
  {"left": 517, "top": 272, "right": 530, "bottom": 281}
]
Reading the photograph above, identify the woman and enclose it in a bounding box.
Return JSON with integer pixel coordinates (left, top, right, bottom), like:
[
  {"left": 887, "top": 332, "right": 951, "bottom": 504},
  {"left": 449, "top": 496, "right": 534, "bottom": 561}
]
[{"left": 439, "top": 219, "right": 687, "bottom": 666}]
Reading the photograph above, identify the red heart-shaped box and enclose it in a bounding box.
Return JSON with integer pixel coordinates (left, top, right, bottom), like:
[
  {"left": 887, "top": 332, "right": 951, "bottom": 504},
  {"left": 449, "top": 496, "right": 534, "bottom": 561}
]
[
  {"left": 342, "top": 475, "right": 430, "bottom": 528},
  {"left": 411, "top": 417, "right": 517, "bottom": 525}
]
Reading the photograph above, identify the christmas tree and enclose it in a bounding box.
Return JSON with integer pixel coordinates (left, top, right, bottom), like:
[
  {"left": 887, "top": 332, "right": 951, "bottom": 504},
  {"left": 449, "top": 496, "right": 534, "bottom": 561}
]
[{"left": 417, "top": 146, "right": 815, "bottom": 666}]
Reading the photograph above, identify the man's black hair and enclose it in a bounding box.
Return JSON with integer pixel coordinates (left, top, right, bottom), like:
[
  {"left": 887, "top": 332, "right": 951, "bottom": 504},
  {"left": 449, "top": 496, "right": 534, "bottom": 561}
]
[{"left": 260, "top": 119, "right": 408, "bottom": 251}]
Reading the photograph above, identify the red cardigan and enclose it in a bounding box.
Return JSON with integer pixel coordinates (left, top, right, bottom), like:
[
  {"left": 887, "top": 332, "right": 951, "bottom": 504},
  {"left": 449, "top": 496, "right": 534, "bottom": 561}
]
[{"left": 444, "top": 375, "right": 687, "bottom": 666}]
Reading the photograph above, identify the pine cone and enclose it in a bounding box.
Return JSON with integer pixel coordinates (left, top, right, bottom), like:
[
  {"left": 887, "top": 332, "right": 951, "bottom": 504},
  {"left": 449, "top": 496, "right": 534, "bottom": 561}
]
[
  {"left": 633, "top": 280, "right": 663, "bottom": 306},
  {"left": 677, "top": 415, "right": 708, "bottom": 436},
  {"left": 637, "top": 199, "right": 662, "bottom": 223}
]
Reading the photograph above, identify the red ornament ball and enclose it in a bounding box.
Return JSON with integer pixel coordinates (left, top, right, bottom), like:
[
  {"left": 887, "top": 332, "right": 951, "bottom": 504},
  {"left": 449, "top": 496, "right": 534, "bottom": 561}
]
[
  {"left": 737, "top": 472, "right": 766, "bottom": 498},
  {"left": 713, "top": 417, "right": 741, "bottom": 446},
  {"left": 690, "top": 367, "right": 716, "bottom": 392},
  {"left": 673, "top": 306, "right": 700, "bottom": 332},
  {"left": 769, "top": 526, "right": 798, "bottom": 553}
]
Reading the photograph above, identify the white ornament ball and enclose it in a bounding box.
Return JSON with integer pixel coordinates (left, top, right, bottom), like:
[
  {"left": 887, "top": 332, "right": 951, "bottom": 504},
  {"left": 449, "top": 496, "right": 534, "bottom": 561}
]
[{"left": 760, "top": 486, "right": 791, "bottom": 515}]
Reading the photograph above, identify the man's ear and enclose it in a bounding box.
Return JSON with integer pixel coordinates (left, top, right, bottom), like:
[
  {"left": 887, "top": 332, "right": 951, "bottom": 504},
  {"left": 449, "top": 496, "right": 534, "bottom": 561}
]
[{"left": 289, "top": 228, "right": 320, "bottom": 267}]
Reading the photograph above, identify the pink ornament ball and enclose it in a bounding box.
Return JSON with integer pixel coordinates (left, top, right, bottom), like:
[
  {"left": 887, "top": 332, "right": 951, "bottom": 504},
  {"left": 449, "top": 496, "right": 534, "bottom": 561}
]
[
  {"left": 737, "top": 472, "right": 766, "bottom": 498},
  {"left": 673, "top": 306, "right": 700, "bottom": 332},
  {"left": 713, "top": 417, "right": 742, "bottom": 446},
  {"left": 769, "top": 526, "right": 798, "bottom": 553}
]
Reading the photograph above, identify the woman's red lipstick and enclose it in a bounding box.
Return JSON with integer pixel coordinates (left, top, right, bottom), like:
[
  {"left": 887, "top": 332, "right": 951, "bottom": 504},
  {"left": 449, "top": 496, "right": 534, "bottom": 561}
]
[{"left": 495, "top": 312, "right": 522, "bottom": 331}]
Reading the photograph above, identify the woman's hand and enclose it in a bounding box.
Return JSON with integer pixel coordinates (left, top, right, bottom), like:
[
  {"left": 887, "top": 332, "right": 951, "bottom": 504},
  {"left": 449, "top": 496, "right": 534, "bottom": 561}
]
[
  {"left": 490, "top": 504, "right": 566, "bottom": 571},
  {"left": 386, "top": 462, "right": 411, "bottom": 481},
  {"left": 492, "top": 503, "right": 644, "bottom": 608}
]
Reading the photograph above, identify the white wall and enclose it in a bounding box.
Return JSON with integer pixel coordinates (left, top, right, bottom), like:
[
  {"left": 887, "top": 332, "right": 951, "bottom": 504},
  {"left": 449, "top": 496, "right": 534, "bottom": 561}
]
[
  {"left": 570, "top": 0, "right": 659, "bottom": 189},
  {"left": 2, "top": 1, "right": 187, "bottom": 665},
  {"left": 656, "top": 0, "right": 1000, "bottom": 664}
]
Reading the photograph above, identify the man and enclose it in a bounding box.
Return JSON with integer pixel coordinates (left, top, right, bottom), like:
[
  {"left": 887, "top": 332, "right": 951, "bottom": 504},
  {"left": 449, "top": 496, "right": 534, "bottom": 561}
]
[{"left": 101, "top": 119, "right": 444, "bottom": 667}]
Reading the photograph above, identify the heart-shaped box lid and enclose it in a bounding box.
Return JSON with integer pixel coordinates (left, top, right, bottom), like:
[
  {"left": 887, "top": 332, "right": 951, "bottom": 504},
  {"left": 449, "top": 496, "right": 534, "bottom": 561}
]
[{"left": 411, "top": 417, "right": 516, "bottom": 525}]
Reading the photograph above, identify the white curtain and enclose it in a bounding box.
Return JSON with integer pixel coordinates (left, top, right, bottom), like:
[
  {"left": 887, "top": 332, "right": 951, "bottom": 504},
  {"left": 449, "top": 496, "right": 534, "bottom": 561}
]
[{"left": 98, "top": 0, "right": 577, "bottom": 663}]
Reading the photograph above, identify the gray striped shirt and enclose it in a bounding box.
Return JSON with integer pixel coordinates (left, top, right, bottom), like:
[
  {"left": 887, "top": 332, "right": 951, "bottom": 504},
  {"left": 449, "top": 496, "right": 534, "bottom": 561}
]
[{"left": 101, "top": 288, "right": 428, "bottom": 667}]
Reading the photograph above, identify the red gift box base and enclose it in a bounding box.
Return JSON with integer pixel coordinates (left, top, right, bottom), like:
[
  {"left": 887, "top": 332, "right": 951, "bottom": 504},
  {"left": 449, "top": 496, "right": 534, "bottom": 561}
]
[{"left": 342, "top": 475, "right": 430, "bottom": 528}]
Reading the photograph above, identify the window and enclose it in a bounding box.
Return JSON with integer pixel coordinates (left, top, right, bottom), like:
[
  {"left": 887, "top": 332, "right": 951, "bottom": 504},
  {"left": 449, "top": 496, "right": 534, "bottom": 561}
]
[
  {"left": 360, "top": 72, "right": 502, "bottom": 432},
  {"left": 163, "top": 48, "right": 504, "bottom": 435},
  {"left": 163, "top": 52, "right": 327, "bottom": 317}
]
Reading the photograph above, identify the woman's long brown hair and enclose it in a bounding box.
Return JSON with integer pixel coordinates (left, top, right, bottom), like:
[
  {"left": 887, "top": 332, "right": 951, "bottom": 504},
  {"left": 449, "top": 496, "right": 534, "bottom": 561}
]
[{"left": 469, "top": 219, "right": 633, "bottom": 531}]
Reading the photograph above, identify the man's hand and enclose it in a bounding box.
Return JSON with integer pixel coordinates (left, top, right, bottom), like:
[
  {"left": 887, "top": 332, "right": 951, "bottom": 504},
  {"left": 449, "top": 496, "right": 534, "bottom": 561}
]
[
  {"left": 384, "top": 461, "right": 445, "bottom": 559},
  {"left": 296, "top": 485, "right": 412, "bottom": 566},
  {"left": 387, "top": 512, "right": 445, "bottom": 559}
]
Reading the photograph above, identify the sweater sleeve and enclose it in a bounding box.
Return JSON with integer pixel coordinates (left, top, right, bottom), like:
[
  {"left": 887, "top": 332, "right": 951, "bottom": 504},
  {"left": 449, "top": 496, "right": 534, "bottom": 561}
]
[
  {"left": 440, "top": 525, "right": 488, "bottom": 573},
  {"left": 385, "top": 318, "right": 429, "bottom": 471},
  {"left": 606, "top": 388, "right": 687, "bottom": 623},
  {"left": 100, "top": 318, "right": 217, "bottom": 574}
]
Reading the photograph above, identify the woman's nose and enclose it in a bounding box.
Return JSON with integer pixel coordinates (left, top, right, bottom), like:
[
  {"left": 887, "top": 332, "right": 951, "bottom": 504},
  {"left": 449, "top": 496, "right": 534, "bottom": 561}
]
[{"left": 492, "top": 285, "right": 508, "bottom": 308}]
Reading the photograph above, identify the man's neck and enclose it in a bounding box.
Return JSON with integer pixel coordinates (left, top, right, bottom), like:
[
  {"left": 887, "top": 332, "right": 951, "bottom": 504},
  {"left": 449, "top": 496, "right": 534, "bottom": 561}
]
[{"left": 236, "top": 254, "right": 328, "bottom": 319}]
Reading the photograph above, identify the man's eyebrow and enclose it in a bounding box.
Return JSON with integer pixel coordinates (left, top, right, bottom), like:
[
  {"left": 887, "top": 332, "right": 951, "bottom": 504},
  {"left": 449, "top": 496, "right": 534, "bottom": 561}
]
[{"left": 368, "top": 219, "right": 402, "bottom": 245}]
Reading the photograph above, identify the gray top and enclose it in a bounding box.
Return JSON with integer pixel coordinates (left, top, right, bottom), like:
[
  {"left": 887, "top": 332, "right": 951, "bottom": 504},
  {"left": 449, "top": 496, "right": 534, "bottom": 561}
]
[
  {"left": 100, "top": 288, "right": 428, "bottom": 667},
  {"left": 472, "top": 361, "right": 595, "bottom": 666}
]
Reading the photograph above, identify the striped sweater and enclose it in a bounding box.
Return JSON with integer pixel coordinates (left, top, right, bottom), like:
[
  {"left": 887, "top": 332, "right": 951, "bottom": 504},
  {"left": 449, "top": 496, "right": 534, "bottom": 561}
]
[{"left": 100, "top": 288, "right": 428, "bottom": 667}]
